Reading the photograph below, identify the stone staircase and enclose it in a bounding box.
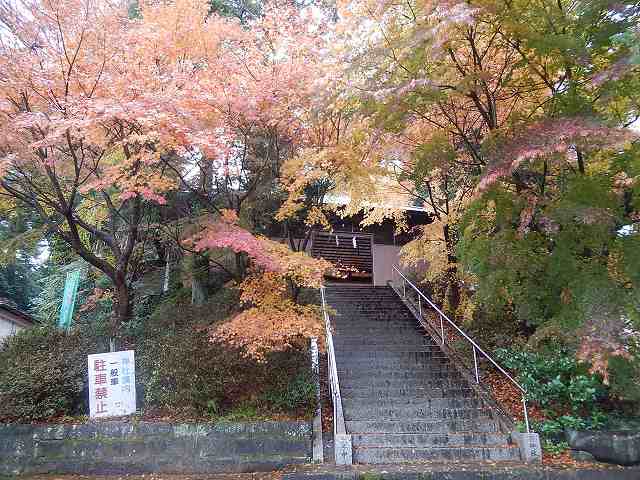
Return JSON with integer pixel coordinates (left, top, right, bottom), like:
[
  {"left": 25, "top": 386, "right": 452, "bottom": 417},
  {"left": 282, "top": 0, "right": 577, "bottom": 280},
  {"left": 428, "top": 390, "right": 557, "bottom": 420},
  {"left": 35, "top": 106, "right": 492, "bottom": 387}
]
[
  {"left": 312, "top": 231, "right": 373, "bottom": 279},
  {"left": 324, "top": 285, "right": 520, "bottom": 464}
]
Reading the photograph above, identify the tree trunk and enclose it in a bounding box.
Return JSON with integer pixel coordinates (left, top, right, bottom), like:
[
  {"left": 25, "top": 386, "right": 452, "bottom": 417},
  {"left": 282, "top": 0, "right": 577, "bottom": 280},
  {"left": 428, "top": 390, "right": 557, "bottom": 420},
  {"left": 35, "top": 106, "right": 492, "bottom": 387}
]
[
  {"left": 442, "top": 224, "right": 460, "bottom": 314},
  {"left": 235, "top": 251, "right": 247, "bottom": 280},
  {"left": 163, "top": 260, "right": 171, "bottom": 293},
  {"left": 191, "top": 255, "right": 209, "bottom": 305},
  {"left": 576, "top": 148, "right": 585, "bottom": 174},
  {"left": 111, "top": 277, "right": 131, "bottom": 351},
  {"left": 443, "top": 224, "right": 456, "bottom": 264},
  {"left": 287, "top": 277, "right": 301, "bottom": 304}
]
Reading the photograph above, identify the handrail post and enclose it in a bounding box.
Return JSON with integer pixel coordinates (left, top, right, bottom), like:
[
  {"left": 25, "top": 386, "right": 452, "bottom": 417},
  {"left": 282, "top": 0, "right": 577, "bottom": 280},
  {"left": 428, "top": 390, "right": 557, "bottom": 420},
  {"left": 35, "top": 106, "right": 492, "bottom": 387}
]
[
  {"left": 403, "top": 278, "right": 406, "bottom": 298},
  {"left": 522, "top": 396, "right": 531, "bottom": 433},
  {"left": 418, "top": 296, "right": 421, "bottom": 317},
  {"left": 440, "top": 314, "right": 445, "bottom": 344},
  {"left": 473, "top": 346, "right": 479, "bottom": 383}
]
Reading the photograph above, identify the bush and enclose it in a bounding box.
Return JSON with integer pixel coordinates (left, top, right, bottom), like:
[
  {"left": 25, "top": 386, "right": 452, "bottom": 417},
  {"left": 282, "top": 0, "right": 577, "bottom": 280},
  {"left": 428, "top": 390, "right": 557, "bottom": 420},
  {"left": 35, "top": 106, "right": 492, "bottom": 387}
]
[
  {"left": 495, "top": 347, "right": 606, "bottom": 415},
  {"left": 261, "top": 370, "right": 317, "bottom": 416},
  {"left": 130, "top": 290, "right": 316, "bottom": 418},
  {"left": 0, "top": 326, "right": 99, "bottom": 421},
  {"left": 532, "top": 411, "right": 608, "bottom": 441},
  {"left": 607, "top": 351, "right": 640, "bottom": 406},
  {"left": 0, "top": 286, "right": 316, "bottom": 422},
  {"left": 496, "top": 346, "right": 633, "bottom": 445}
]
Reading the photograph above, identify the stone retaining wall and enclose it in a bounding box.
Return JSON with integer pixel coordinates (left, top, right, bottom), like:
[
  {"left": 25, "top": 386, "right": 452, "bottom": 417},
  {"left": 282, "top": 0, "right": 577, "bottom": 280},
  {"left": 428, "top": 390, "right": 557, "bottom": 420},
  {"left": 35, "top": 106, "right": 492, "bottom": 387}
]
[{"left": 0, "top": 420, "right": 312, "bottom": 475}]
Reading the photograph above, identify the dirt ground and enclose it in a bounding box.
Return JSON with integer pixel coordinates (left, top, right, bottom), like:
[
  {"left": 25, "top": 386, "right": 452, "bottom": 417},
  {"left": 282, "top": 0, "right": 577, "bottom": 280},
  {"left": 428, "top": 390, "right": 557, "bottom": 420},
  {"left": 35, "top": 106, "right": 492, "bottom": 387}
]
[{"left": 2, "top": 475, "right": 280, "bottom": 480}]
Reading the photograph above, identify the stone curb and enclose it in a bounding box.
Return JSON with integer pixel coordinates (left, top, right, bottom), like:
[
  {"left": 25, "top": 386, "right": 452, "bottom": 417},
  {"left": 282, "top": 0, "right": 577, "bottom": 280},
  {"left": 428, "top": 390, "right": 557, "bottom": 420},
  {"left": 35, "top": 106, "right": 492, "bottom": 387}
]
[{"left": 282, "top": 467, "right": 640, "bottom": 480}]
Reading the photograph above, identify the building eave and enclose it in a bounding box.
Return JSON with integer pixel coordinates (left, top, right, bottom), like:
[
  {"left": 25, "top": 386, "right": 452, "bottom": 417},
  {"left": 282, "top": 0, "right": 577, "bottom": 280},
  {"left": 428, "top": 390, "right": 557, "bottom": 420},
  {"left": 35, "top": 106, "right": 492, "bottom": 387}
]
[{"left": 0, "top": 305, "right": 35, "bottom": 326}]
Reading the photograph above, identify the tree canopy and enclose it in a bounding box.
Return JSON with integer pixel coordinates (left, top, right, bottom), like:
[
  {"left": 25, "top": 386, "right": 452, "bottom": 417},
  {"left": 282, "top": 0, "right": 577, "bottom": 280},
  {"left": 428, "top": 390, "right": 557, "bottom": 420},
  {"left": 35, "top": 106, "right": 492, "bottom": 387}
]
[{"left": 0, "top": 0, "right": 638, "bottom": 376}]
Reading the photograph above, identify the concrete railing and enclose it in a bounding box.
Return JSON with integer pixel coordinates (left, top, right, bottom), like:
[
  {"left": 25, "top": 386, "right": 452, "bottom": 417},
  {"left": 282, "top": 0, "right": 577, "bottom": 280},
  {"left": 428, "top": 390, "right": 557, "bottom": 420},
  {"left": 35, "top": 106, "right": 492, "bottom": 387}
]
[{"left": 320, "top": 286, "right": 353, "bottom": 465}]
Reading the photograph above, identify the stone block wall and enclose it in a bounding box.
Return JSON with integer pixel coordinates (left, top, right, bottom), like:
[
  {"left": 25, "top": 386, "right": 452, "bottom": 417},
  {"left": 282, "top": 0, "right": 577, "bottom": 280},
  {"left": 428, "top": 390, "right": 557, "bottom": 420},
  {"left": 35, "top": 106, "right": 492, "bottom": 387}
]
[{"left": 0, "top": 420, "right": 312, "bottom": 475}]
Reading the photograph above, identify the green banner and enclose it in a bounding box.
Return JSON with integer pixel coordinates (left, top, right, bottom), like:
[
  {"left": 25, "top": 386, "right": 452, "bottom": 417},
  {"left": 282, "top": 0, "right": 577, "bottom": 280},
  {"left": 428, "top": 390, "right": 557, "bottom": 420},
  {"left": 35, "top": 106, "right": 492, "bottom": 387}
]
[{"left": 58, "top": 270, "right": 81, "bottom": 330}]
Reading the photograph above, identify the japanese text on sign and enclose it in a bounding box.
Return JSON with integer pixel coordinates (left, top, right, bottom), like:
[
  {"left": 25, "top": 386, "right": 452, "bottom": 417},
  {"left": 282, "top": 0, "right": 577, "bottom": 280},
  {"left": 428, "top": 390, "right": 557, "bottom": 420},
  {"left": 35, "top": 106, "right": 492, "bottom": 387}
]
[{"left": 87, "top": 350, "right": 136, "bottom": 418}]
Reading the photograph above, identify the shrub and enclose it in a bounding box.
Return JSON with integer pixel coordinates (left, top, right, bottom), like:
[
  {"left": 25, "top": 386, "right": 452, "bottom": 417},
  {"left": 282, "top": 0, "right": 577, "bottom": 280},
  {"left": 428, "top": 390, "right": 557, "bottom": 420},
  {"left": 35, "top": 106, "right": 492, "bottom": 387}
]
[
  {"left": 0, "top": 286, "right": 316, "bottom": 422},
  {"left": 532, "top": 411, "right": 608, "bottom": 441},
  {"left": 261, "top": 370, "right": 316, "bottom": 416},
  {"left": 542, "top": 440, "right": 570, "bottom": 455},
  {"left": 0, "top": 326, "right": 99, "bottom": 421},
  {"left": 496, "top": 346, "right": 631, "bottom": 444},
  {"left": 131, "top": 290, "right": 315, "bottom": 418},
  {"left": 495, "top": 347, "right": 606, "bottom": 414},
  {"left": 607, "top": 351, "right": 640, "bottom": 406}
]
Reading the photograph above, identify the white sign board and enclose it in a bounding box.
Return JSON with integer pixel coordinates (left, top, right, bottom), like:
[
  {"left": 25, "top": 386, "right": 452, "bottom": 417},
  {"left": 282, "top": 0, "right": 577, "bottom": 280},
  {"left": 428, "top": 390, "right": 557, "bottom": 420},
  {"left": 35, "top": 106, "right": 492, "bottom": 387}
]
[{"left": 87, "top": 350, "right": 136, "bottom": 418}]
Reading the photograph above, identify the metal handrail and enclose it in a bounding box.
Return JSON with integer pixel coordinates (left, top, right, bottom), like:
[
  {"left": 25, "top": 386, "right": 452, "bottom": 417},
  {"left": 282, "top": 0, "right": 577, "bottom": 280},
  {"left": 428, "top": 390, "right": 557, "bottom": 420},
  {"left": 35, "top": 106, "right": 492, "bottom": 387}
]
[
  {"left": 320, "top": 286, "right": 349, "bottom": 446},
  {"left": 391, "top": 265, "right": 531, "bottom": 433}
]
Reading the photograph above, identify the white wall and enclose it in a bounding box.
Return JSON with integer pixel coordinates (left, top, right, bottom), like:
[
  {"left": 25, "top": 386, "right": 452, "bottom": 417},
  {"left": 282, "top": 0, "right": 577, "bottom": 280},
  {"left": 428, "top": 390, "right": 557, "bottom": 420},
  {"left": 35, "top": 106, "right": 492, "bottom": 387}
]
[
  {"left": 0, "top": 312, "right": 29, "bottom": 343},
  {"left": 373, "top": 244, "right": 401, "bottom": 286}
]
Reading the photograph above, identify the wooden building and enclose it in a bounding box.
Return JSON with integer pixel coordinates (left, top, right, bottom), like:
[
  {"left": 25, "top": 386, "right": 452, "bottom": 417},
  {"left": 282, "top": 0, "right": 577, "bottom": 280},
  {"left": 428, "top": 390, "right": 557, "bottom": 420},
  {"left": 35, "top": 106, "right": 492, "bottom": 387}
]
[
  {"left": 0, "top": 298, "right": 34, "bottom": 343},
  {"left": 310, "top": 209, "right": 430, "bottom": 286}
]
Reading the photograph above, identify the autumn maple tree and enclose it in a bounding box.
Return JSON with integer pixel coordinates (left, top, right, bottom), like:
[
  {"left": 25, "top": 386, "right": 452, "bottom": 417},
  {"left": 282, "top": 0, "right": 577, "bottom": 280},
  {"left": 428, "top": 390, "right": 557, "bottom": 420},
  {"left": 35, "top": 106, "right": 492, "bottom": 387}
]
[
  {"left": 0, "top": 0, "right": 173, "bottom": 340},
  {"left": 185, "top": 209, "right": 331, "bottom": 358},
  {"left": 1, "top": 0, "right": 639, "bottom": 374},
  {"left": 0, "top": 0, "right": 330, "bottom": 349},
  {"left": 277, "top": 0, "right": 640, "bottom": 380}
]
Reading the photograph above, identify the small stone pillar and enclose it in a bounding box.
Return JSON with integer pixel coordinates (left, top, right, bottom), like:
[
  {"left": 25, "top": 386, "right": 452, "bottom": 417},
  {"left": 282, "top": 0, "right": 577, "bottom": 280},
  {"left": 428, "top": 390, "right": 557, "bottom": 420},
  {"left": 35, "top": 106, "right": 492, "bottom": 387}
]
[
  {"left": 512, "top": 431, "right": 542, "bottom": 463},
  {"left": 335, "top": 433, "right": 353, "bottom": 465}
]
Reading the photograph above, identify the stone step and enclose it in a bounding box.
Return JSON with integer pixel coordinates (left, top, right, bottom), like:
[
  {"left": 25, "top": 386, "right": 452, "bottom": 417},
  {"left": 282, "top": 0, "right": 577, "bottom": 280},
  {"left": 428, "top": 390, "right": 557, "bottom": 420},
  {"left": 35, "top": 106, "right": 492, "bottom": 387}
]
[
  {"left": 330, "top": 305, "right": 403, "bottom": 308},
  {"left": 331, "top": 303, "right": 406, "bottom": 307},
  {"left": 334, "top": 333, "right": 435, "bottom": 341},
  {"left": 334, "top": 325, "right": 421, "bottom": 332},
  {"left": 335, "top": 359, "right": 452, "bottom": 370},
  {"left": 332, "top": 310, "right": 412, "bottom": 315},
  {"left": 337, "top": 360, "right": 454, "bottom": 370},
  {"left": 325, "top": 285, "right": 397, "bottom": 292},
  {"left": 342, "top": 397, "right": 484, "bottom": 410},
  {"left": 352, "top": 445, "right": 521, "bottom": 463},
  {"left": 333, "top": 323, "right": 426, "bottom": 329},
  {"left": 334, "top": 331, "right": 426, "bottom": 339},
  {"left": 337, "top": 367, "right": 459, "bottom": 378},
  {"left": 327, "top": 302, "right": 407, "bottom": 307},
  {"left": 333, "top": 334, "right": 433, "bottom": 343},
  {"left": 325, "top": 291, "right": 395, "bottom": 297},
  {"left": 335, "top": 351, "right": 449, "bottom": 360},
  {"left": 351, "top": 432, "right": 509, "bottom": 448},
  {"left": 341, "top": 384, "right": 472, "bottom": 398},
  {"left": 339, "top": 371, "right": 460, "bottom": 382},
  {"left": 331, "top": 306, "right": 405, "bottom": 310},
  {"left": 327, "top": 300, "right": 402, "bottom": 305},
  {"left": 328, "top": 300, "right": 407, "bottom": 305},
  {"left": 334, "top": 324, "right": 423, "bottom": 331},
  {"left": 334, "top": 346, "right": 442, "bottom": 353},
  {"left": 343, "top": 406, "right": 495, "bottom": 421},
  {"left": 333, "top": 310, "right": 408, "bottom": 313},
  {"left": 334, "top": 341, "right": 439, "bottom": 350},
  {"left": 338, "top": 361, "right": 457, "bottom": 370},
  {"left": 334, "top": 318, "right": 417, "bottom": 325},
  {"left": 345, "top": 419, "right": 502, "bottom": 434},
  {"left": 340, "top": 389, "right": 476, "bottom": 402},
  {"left": 336, "top": 317, "right": 413, "bottom": 321},
  {"left": 325, "top": 286, "right": 392, "bottom": 291},
  {"left": 339, "top": 372, "right": 463, "bottom": 387},
  {"left": 333, "top": 309, "right": 408, "bottom": 313}
]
